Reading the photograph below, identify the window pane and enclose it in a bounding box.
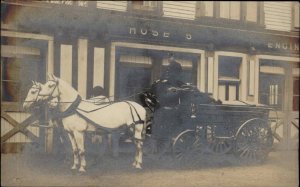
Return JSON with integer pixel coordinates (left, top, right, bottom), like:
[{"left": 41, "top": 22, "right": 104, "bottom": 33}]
[
  {"left": 294, "top": 2, "right": 300, "bottom": 28},
  {"left": 1, "top": 81, "right": 20, "bottom": 102},
  {"left": 2, "top": 59, "right": 21, "bottom": 81},
  {"left": 259, "top": 73, "right": 284, "bottom": 109},
  {"left": 246, "top": 1, "right": 257, "bottom": 22},
  {"left": 230, "top": 1, "right": 240, "bottom": 20},
  {"left": 132, "top": 1, "right": 157, "bottom": 11},
  {"left": 203, "top": 1, "right": 213, "bottom": 17},
  {"left": 220, "top": 2, "right": 230, "bottom": 18},
  {"left": 220, "top": 2, "right": 240, "bottom": 20},
  {"left": 117, "top": 66, "right": 151, "bottom": 102},
  {"left": 218, "top": 56, "right": 241, "bottom": 78}
]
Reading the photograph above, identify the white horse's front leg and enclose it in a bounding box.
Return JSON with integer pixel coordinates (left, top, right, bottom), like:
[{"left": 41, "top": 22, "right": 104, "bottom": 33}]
[
  {"left": 133, "top": 122, "right": 144, "bottom": 169},
  {"left": 73, "top": 131, "right": 86, "bottom": 173},
  {"left": 134, "top": 139, "right": 143, "bottom": 169},
  {"left": 67, "top": 133, "right": 79, "bottom": 170}
]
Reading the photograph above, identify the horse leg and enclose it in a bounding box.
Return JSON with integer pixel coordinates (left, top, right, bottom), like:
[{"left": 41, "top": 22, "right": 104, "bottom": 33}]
[
  {"left": 73, "top": 131, "right": 86, "bottom": 172},
  {"left": 133, "top": 139, "right": 143, "bottom": 169},
  {"left": 67, "top": 133, "right": 79, "bottom": 170},
  {"left": 133, "top": 122, "right": 144, "bottom": 169}
]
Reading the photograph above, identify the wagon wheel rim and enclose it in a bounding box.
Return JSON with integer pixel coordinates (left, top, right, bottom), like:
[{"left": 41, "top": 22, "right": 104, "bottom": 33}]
[
  {"left": 235, "top": 119, "right": 273, "bottom": 164},
  {"left": 206, "top": 125, "right": 233, "bottom": 155},
  {"left": 172, "top": 130, "right": 202, "bottom": 164}
]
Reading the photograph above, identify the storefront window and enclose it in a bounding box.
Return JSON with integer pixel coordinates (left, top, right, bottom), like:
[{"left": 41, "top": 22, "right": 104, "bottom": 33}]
[
  {"left": 161, "top": 58, "right": 197, "bottom": 85},
  {"left": 116, "top": 50, "right": 198, "bottom": 102},
  {"left": 116, "top": 54, "right": 152, "bottom": 102},
  {"left": 117, "top": 65, "right": 151, "bottom": 101},
  {"left": 259, "top": 60, "right": 286, "bottom": 110},
  {"left": 1, "top": 57, "right": 40, "bottom": 103},
  {"left": 218, "top": 56, "right": 242, "bottom": 101},
  {"left": 1, "top": 36, "right": 46, "bottom": 107},
  {"left": 259, "top": 73, "right": 284, "bottom": 109}
]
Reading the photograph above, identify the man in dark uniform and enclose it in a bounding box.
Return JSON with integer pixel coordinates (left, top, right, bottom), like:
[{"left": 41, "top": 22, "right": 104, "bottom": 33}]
[{"left": 149, "top": 55, "right": 185, "bottom": 153}]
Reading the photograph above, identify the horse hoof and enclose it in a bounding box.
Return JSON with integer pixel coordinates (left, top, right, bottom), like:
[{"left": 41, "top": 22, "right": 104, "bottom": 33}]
[
  {"left": 132, "top": 162, "right": 137, "bottom": 168},
  {"left": 135, "top": 164, "right": 142, "bottom": 169},
  {"left": 79, "top": 167, "right": 86, "bottom": 173}
]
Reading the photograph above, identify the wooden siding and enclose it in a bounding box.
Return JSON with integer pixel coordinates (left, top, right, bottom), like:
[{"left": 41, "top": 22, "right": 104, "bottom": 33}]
[
  {"left": 163, "top": 1, "right": 196, "bottom": 20},
  {"left": 264, "top": 2, "right": 292, "bottom": 32},
  {"left": 96, "top": 1, "right": 127, "bottom": 12},
  {"left": 1, "top": 112, "right": 39, "bottom": 143}
]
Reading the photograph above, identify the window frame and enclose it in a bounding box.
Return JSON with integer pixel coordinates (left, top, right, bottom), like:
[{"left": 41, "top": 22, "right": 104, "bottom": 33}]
[
  {"left": 127, "top": 1, "right": 162, "bottom": 16},
  {"left": 195, "top": 1, "right": 264, "bottom": 26},
  {"left": 292, "top": 1, "right": 300, "bottom": 31},
  {"left": 292, "top": 77, "right": 299, "bottom": 111}
]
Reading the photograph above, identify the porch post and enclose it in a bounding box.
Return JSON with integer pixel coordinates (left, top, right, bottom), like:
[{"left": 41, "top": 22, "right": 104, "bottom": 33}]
[{"left": 45, "top": 38, "right": 54, "bottom": 154}]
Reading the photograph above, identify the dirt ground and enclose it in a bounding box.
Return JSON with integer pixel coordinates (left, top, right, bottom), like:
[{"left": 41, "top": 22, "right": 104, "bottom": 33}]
[{"left": 1, "top": 149, "right": 299, "bottom": 187}]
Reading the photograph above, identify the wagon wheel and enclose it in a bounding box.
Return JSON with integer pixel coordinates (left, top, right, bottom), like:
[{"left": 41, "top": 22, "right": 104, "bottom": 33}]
[
  {"left": 143, "top": 135, "right": 171, "bottom": 157},
  {"left": 234, "top": 118, "right": 274, "bottom": 164},
  {"left": 206, "top": 125, "right": 234, "bottom": 155},
  {"left": 172, "top": 129, "right": 202, "bottom": 164}
]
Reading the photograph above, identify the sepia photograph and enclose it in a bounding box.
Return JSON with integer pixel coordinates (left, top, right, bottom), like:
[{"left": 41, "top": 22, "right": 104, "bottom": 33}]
[{"left": 1, "top": 1, "right": 299, "bottom": 187}]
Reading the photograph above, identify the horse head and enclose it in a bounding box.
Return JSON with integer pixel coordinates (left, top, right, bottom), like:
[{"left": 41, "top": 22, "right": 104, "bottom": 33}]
[
  {"left": 34, "top": 74, "right": 58, "bottom": 106},
  {"left": 38, "top": 74, "right": 80, "bottom": 112},
  {"left": 23, "top": 81, "right": 43, "bottom": 111}
]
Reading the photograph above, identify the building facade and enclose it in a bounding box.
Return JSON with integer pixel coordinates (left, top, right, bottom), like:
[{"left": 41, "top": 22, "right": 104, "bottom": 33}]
[{"left": 1, "top": 1, "right": 299, "bottom": 153}]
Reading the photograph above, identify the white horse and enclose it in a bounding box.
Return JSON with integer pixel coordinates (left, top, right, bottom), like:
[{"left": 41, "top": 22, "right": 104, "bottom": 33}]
[
  {"left": 23, "top": 81, "right": 45, "bottom": 110},
  {"left": 37, "top": 74, "right": 146, "bottom": 172}
]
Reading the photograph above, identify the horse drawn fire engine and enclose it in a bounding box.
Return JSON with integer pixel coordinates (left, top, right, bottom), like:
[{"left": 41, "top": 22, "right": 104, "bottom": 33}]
[{"left": 23, "top": 74, "right": 275, "bottom": 172}]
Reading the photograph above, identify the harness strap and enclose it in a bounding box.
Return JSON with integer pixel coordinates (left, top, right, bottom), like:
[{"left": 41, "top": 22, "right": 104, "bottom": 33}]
[
  {"left": 53, "top": 95, "right": 82, "bottom": 118},
  {"left": 123, "top": 101, "right": 143, "bottom": 124}
]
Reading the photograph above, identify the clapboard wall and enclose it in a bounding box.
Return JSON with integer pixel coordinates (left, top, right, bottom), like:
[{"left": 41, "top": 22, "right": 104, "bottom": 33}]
[
  {"left": 264, "top": 2, "right": 292, "bottom": 32},
  {"left": 162, "top": 1, "right": 196, "bottom": 20},
  {"left": 96, "top": 1, "right": 127, "bottom": 12}
]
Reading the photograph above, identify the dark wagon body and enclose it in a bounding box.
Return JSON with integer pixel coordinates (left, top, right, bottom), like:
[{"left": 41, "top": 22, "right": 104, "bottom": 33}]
[{"left": 140, "top": 83, "right": 274, "bottom": 163}]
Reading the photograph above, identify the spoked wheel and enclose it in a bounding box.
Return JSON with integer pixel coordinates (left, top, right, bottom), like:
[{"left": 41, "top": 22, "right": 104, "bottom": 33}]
[
  {"left": 234, "top": 119, "right": 274, "bottom": 164},
  {"left": 207, "top": 125, "right": 233, "bottom": 155},
  {"left": 143, "top": 135, "right": 171, "bottom": 157},
  {"left": 172, "top": 129, "right": 202, "bottom": 164}
]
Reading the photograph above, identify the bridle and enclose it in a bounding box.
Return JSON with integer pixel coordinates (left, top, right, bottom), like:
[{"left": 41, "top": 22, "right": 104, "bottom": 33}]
[
  {"left": 38, "top": 79, "right": 60, "bottom": 103},
  {"left": 24, "top": 84, "right": 42, "bottom": 104}
]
